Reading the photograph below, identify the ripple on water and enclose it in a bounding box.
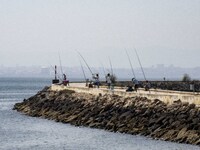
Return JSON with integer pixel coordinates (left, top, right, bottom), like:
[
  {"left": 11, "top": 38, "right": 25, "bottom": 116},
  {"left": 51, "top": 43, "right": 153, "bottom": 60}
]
[{"left": 1, "top": 107, "right": 200, "bottom": 150}]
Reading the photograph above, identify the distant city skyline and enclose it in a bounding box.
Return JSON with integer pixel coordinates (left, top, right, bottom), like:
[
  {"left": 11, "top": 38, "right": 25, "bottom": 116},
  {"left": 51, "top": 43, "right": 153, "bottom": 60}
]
[
  {"left": 0, "top": 65, "right": 200, "bottom": 80},
  {"left": 0, "top": 0, "right": 199, "bottom": 68}
]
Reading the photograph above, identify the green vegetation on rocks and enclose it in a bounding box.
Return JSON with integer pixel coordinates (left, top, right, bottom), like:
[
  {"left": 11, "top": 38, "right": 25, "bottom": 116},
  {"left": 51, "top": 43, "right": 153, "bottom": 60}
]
[
  {"left": 182, "top": 74, "right": 191, "bottom": 82},
  {"left": 14, "top": 87, "right": 200, "bottom": 146}
]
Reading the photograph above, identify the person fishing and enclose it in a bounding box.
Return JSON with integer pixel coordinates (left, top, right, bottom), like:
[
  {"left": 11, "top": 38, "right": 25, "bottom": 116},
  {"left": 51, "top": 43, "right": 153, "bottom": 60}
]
[
  {"left": 132, "top": 78, "right": 139, "bottom": 92},
  {"left": 144, "top": 80, "right": 151, "bottom": 91},
  {"left": 93, "top": 73, "right": 100, "bottom": 88},
  {"left": 106, "top": 73, "right": 112, "bottom": 89},
  {"left": 62, "top": 73, "right": 69, "bottom": 86}
]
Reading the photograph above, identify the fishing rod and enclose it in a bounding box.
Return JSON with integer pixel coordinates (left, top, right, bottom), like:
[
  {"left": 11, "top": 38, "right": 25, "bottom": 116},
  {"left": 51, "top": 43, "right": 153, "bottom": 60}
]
[
  {"left": 106, "top": 69, "right": 110, "bottom": 73},
  {"left": 109, "top": 57, "right": 113, "bottom": 75},
  {"left": 99, "top": 62, "right": 107, "bottom": 82},
  {"left": 77, "top": 51, "right": 93, "bottom": 75},
  {"left": 134, "top": 48, "right": 147, "bottom": 81},
  {"left": 102, "top": 65, "right": 106, "bottom": 76},
  {"left": 58, "top": 52, "right": 64, "bottom": 76},
  {"left": 125, "top": 49, "right": 136, "bottom": 78},
  {"left": 100, "top": 62, "right": 106, "bottom": 76},
  {"left": 79, "top": 60, "right": 87, "bottom": 82}
]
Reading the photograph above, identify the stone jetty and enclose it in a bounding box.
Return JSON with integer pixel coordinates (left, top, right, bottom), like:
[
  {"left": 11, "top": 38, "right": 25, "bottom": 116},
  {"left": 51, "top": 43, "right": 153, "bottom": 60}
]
[{"left": 14, "top": 86, "right": 200, "bottom": 145}]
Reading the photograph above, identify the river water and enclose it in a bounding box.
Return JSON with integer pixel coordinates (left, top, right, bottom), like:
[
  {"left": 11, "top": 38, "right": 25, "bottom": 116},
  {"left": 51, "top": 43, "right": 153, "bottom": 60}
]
[{"left": 0, "top": 77, "right": 199, "bottom": 150}]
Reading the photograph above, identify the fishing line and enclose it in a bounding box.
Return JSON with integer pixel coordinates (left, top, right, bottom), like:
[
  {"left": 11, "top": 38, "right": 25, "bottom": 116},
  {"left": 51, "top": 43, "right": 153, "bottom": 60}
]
[
  {"left": 58, "top": 52, "right": 64, "bottom": 76},
  {"left": 134, "top": 48, "right": 147, "bottom": 81},
  {"left": 125, "top": 49, "right": 136, "bottom": 78},
  {"left": 76, "top": 51, "right": 93, "bottom": 75},
  {"left": 79, "top": 60, "right": 87, "bottom": 81},
  {"left": 109, "top": 57, "right": 113, "bottom": 75}
]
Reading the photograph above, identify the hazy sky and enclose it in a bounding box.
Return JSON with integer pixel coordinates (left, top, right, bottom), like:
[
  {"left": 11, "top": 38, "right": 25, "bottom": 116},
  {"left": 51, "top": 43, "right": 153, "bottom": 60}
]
[{"left": 0, "top": 0, "right": 199, "bottom": 68}]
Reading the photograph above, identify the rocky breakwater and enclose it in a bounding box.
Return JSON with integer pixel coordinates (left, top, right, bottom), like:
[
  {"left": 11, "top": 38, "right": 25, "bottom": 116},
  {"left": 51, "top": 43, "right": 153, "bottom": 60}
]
[{"left": 14, "top": 87, "right": 200, "bottom": 145}]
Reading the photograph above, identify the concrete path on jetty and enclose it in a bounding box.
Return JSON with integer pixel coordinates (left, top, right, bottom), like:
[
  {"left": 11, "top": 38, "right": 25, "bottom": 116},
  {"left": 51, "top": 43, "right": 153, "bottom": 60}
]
[{"left": 51, "top": 83, "right": 200, "bottom": 106}]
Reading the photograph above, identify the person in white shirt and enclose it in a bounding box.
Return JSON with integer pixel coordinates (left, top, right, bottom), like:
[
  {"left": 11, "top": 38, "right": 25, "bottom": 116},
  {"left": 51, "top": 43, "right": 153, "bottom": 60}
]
[
  {"left": 93, "top": 73, "right": 100, "bottom": 88},
  {"left": 106, "top": 73, "right": 112, "bottom": 89}
]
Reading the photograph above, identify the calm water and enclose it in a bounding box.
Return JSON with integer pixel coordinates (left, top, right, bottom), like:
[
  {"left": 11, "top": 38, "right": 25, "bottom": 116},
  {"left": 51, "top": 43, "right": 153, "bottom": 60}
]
[{"left": 0, "top": 77, "right": 199, "bottom": 150}]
